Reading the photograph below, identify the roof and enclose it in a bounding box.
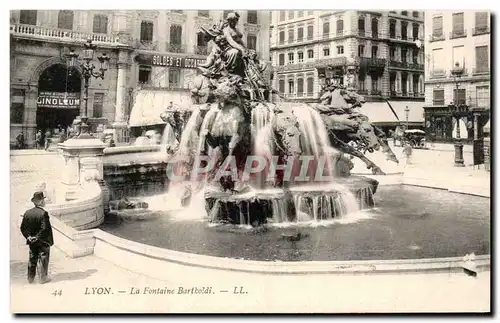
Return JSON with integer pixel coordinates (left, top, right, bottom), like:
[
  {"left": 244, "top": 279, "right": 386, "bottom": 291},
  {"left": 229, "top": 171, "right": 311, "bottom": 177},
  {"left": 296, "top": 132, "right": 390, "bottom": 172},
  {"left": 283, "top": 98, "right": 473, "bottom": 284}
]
[
  {"left": 359, "top": 100, "right": 425, "bottom": 124},
  {"left": 129, "top": 89, "right": 193, "bottom": 127}
]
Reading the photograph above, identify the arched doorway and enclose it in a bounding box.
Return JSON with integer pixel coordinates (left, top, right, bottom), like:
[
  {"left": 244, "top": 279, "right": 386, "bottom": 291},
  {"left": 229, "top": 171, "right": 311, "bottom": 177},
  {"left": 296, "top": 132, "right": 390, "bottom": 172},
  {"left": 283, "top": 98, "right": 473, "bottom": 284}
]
[{"left": 36, "top": 64, "right": 81, "bottom": 133}]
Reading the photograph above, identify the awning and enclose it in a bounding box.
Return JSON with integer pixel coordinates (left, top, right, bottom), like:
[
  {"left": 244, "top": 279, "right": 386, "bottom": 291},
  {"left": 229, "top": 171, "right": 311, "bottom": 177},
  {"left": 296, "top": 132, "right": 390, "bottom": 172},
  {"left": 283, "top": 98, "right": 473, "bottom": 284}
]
[
  {"left": 359, "top": 100, "right": 424, "bottom": 125},
  {"left": 129, "top": 89, "right": 193, "bottom": 127}
]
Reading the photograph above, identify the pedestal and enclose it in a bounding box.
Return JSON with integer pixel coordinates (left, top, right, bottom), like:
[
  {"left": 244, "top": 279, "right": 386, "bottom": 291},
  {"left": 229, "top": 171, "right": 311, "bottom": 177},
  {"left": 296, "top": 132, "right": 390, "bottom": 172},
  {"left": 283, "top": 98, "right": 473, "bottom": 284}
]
[
  {"left": 454, "top": 142, "right": 465, "bottom": 167},
  {"left": 58, "top": 138, "right": 106, "bottom": 201}
]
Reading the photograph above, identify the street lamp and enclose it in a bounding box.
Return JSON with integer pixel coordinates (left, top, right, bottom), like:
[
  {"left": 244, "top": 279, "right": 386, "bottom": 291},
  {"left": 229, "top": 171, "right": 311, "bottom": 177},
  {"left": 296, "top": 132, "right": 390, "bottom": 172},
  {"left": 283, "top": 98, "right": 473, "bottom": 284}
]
[
  {"left": 449, "top": 61, "right": 467, "bottom": 167},
  {"left": 67, "top": 39, "right": 110, "bottom": 138},
  {"left": 405, "top": 105, "right": 410, "bottom": 130}
]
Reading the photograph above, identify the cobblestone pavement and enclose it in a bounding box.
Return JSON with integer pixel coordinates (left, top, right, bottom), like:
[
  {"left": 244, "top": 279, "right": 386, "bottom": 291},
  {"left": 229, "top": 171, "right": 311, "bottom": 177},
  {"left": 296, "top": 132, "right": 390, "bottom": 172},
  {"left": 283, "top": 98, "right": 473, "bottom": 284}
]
[{"left": 9, "top": 148, "right": 491, "bottom": 313}]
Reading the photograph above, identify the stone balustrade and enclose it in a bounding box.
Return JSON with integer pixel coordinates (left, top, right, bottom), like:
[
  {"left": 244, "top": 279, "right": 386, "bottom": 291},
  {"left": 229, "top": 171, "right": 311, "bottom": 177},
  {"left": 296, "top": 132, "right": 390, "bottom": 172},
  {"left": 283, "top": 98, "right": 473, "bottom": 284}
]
[{"left": 10, "top": 24, "right": 122, "bottom": 45}]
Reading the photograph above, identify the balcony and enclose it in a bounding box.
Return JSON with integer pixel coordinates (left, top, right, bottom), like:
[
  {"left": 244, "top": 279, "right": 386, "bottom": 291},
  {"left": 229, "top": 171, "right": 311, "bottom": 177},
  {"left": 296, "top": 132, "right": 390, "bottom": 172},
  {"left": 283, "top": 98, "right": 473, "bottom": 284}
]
[
  {"left": 433, "top": 100, "right": 445, "bottom": 106},
  {"left": 429, "top": 33, "right": 445, "bottom": 42},
  {"left": 165, "top": 43, "right": 186, "bottom": 53},
  {"left": 371, "top": 31, "right": 379, "bottom": 39},
  {"left": 194, "top": 45, "right": 209, "bottom": 55},
  {"left": 473, "top": 26, "right": 490, "bottom": 35},
  {"left": 449, "top": 29, "right": 467, "bottom": 39},
  {"left": 136, "top": 40, "right": 158, "bottom": 51},
  {"left": 10, "top": 24, "right": 121, "bottom": 45},
  {"left": 472, "top": 67, "right": 490, "bottom": 76},
  {"left": 360, "top": 57, "right": 387, "bottom": 71},
  {"left": 358, "top": 30, "right": 366, "bottom": 37}
]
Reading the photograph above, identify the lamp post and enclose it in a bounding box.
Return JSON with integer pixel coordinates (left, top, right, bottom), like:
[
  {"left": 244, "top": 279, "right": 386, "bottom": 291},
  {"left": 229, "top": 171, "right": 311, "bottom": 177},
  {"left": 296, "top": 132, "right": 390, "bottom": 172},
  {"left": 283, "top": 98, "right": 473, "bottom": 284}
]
[
  {"left": 67, "top": 39, "right": 110, "bottom": 139},
  {"left": 450, "top": 61, "right": 466, "bottom": 167},
  {"left": 405, "top": 105, "right": 410, "bottom": 130}
]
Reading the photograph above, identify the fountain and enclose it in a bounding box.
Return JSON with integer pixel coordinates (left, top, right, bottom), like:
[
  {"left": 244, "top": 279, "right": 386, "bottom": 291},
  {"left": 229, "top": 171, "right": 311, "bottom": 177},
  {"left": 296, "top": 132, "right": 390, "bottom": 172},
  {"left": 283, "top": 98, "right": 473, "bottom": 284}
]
[{"left": 152, "top": 14, "right": 392, "bottom": 227}]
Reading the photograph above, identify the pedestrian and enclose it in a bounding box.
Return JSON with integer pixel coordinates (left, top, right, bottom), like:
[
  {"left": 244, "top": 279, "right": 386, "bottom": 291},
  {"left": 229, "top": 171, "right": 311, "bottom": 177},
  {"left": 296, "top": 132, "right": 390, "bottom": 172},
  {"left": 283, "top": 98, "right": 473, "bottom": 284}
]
[
  {"left": 35, "top": 130, "right": 42, "bottom": 149},
  {"left": 20, "top": 191, "right": 54, "bottom": 284},
  {"left": 402, "top": 143, "right": 413, "bottom": 166},
  {"left": 15, "top": 132, "right": 25, "bottom": 149},
  {"left": 44, "top": 129, "right": 51, "bottom": 151}
]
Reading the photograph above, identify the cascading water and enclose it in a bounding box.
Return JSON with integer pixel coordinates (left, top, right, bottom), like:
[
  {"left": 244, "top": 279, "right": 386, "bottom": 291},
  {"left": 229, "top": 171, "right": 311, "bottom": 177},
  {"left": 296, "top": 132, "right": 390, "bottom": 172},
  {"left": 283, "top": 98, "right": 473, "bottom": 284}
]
[{"left": 160, "top": 124, "right": 175, "bottom": 153}]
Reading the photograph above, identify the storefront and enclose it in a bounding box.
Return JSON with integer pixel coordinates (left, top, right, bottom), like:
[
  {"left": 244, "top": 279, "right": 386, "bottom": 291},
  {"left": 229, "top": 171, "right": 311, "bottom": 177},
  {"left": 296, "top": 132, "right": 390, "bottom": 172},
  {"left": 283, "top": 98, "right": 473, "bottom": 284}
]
[{"left": 36, "top": 91, "right": 80, "bottom": 132}]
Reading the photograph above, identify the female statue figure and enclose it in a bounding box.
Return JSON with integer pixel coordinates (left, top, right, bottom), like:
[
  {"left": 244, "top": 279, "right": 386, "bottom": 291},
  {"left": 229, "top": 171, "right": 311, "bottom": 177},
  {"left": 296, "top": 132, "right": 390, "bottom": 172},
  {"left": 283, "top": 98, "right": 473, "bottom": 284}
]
[{"left": 222, "top": 12, "right": 248, "bottom": 78}]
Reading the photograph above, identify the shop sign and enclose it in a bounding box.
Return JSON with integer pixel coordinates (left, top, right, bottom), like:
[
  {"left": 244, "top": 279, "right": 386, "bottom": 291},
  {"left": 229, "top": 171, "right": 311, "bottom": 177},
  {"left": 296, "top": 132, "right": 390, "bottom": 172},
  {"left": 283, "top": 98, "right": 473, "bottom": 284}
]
[
  {"left": 140, "top": 54, "right": 206, "bottom": 69},
  {"left": 37, "top": 92, "right": 80, "bottom": 109}
]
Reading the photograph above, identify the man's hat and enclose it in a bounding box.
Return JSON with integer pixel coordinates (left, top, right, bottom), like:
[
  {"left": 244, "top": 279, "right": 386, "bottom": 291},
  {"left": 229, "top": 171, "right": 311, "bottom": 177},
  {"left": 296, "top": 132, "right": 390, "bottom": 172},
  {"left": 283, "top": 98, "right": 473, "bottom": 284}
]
[{"left": 31, "top": 191, "right": 46, "bottom": 203}]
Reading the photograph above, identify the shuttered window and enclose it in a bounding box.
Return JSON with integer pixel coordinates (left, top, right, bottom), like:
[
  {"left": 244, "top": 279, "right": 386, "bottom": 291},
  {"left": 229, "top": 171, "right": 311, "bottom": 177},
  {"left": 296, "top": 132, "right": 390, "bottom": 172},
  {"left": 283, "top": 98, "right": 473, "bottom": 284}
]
[
  {"left": 336, "top": 19, "right": 343, "bottom": 35},
  {"left": 475, "top": 46, "right": 489, "bottom": 72},
  {"left": 297, "top": 78, "right": 304, "bottom": 96},
  {"left": 323, "top": 22, "right": 330, "bottom": 36},
  {"left": 475, "top": 12, "right": 488, "bottom": 29},
  {"left": 140, "top": 21, "right": 154, "bottom": 42},
  {"left": 307, "top": 25, "right": 314, "bottom": 39},
  {"left": 247, "top": 34, "right": 257, "bottom": 50},
  {"left": 247, "top": 10, "right": 258, "bottom": 24},
  {"left": 20, "top": 10, "right": 37, "bottom": 25},
  {"left": 288, "top": 29, "right": 294, "bottom": 42},
  {"left": 453, "top": 89, "right": 466, "bottom": 105},
  {"left": 432, "top": 16, "right": 443, "bottom": 36},
  {"left": 452, "top": 13, "right": 464, "bottom": 35},
  {"left": 57, "top": 10, "right": 73, "bottom": 30},
  {"left": 279, "top": 80, "right": 285, "bottom": 93},
  {"left": 279, "top": 31, "right": 285, "bottom": 43},
  {"left": 433, "top": 89, "right": 444, "bottom": 105},
  {"left": 93, "top": 14, "right": 108, "bottom": 34},
  {"left": 279, "top": 54, "right": 284, "bottom": 65},
  {"left": 170, "top": 25, "right": 182, "bottom": 45},
  {"left": 476, "top": 86, "right": 489, "bottom": 108},
  {"left": 307, "top": 77, "right": 314, "bottom": 95},
  {"left": 297, "top": 27, "right": 304, "bottom": 41}
]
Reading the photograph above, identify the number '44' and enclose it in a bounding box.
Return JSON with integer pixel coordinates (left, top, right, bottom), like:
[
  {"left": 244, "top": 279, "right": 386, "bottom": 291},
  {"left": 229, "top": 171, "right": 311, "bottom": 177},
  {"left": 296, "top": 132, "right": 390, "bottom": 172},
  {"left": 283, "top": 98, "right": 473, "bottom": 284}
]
[{"left": 52, "top": 289, "right": 62, "bottom": 296}]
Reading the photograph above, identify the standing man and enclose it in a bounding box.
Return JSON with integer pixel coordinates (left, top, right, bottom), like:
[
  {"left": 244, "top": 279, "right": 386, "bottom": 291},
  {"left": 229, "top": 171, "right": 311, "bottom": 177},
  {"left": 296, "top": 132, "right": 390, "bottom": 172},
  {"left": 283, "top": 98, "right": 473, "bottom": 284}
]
[
  {"left": 44, "top": 129, "right": 51, "bottom": 151},
  {"left": 20, "top": 191, "right": 54, "bottom": 284}
]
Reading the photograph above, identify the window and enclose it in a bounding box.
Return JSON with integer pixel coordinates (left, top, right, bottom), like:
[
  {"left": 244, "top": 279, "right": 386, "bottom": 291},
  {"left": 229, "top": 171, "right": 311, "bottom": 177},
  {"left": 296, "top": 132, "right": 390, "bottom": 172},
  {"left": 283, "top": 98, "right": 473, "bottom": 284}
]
[
  {"left": 432, "top": 48, "right": 445, "bottom": 73},
  {"left": 10, "top": 89, "right": 24, "bottom": 124},
  {"left": 169, "top": 68, "right": 181, "bottom": 87},
  {"left": 453, "top": 89, "right": 466, "bottom": 105},
  {"left": 58, "top": 10, "right": 73, "bottom": 30},
  {"left": 401, "top": 11, "right": 408, "bottom": 16},
  {"left": 452, "top": 12, "right": 464, "bottom": 36},
  {"left": 371, "top": 18, "right": 378, "bottom": 38},
  {"left": 288, "top": 11, "right": 294, "bottom": 20},
  {"left": 412, "top": 11, "right": 419, "bottom": 18},
  {"left": 279, "top": 11, "right": 286, "bottom": 21},
  {"left": 475, "top": 12, "right": 488, "bottom": 30},
  {"left": 197, "top": 32, "right": 207, "bottom": 47},
  {"left": 452, "top": 45, "right": 465, "bottom": 68},
  {"left": 412, "top": 23, "right": 420, "bottom": 40},
  {"left": 297, "top": 27, "right": 304, "bottom": 41},
  {"left": 307, "top": 49, "right": 314, "bottom": 59},
  {"left": 247, "top": 10, "right": 258, "bottom": 24},
  {"left": 432, "top": 16, "right": 443, "bottom": 37},
  {"left": 307, "top": 77, "right": 314, "bottom": 95},
  {"left": 401, "top": 22, "right": 408, "bottom": 40},
  {"left": 389, "top": 20, "right": 396, "bottom": 38},
  {"left": 279, "top": 31, "right": 285, "bottom": 44},
  {"left": 198, "top": 10, "right": 209, "bottom": 17},
  {"left": 358, "top": 17, "right": 365, "bottom": 35},
  {"left": 288, "top": 52, "right": 294, "bottom": 63},
  {"left": 323, "top": 22, "right": 330, "bottom": 37},
  {"left": 93, "top": 14, "right": 108, "bottom": 33},
  {"left": 288, "top": 80, "right": 294, "bottom": 93},
  {"left": 92, "top": 93, "right": 104, "bottom": 118},
  {"left": 390, "top": 47, "right": 395, "bottom": 60},
  {"left": 390, "top": 73, "right": 396, "bottom": 92},
  {"left": 476, "top": 86, "right": 489, "bottom": 108},
  {"left": 358, "top": 45, "right": 364, "bottom": 57},
  {"left": 412, "top": 74, "right": 420, "bottom": 94},
  {"left": 297, "top": 78, "right": 304, "bottom": 96},
  {"left": 412, "top": 48, "right": 419, "bottom": 63},
  {"left": 298, "top": 52, "right": 304, "bottom": 62},
  {"left": 279, "top": 79, "right": 285, "bottom": 93},
  {"left": 337, "top": 46, "right": 344, "bottom": 54},
  {"left": 247, "top": 34, "right": 257, "bottom": 50},
  {"left": 401, "top": 74, "right": 408, "bottom": 94},
  {"left": 371, "top": 46, "right": 378, "bottom": 58},
  {"left": 298, "top": 11, "right": 304, "bottom": 18},
  {"left": 307, "top": 25, "right": 314, "bottom": 39},
  {"left": 279, "top": 54, "right": 285, "bottom": 65},
  {"left": 401, "top": 48, "right": 407, "bottom": 63},
  {"left": 371, "top": 76, "right": 378, "bottom": 92},
  {"left": 170, "top": 25, "right": 182, "bottom": 45},
  {"left": 138, "top": 65, "right": 151, "bottom": 84},
  {"left": 223, "top": 11, "right": 231, "bottom": 19},
  {"left": 140, "top": 21, "right": 154, "bottom": 42},
  {"left": 336, "top": 19, "right": 343, "bottom": 35},
  {"left": 323, "top": 47, "right": 330, "bottom": 56},
  {"left": 19, "top": 10, "right": 37, "bottom": 25},
  {"left": 433, "top": 89, "right": 445, "bottom": 105},
  {"left": 288, "top": 29, "right": 294, "bottom": 42},
  {"left": 475, "top": 45, "right": 489, "bottom": 72}
]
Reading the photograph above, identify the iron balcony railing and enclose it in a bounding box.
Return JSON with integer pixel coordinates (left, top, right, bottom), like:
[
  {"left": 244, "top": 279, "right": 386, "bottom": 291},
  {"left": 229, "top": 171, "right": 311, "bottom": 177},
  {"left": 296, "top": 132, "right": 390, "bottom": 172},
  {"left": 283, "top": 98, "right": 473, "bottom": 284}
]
[
  {"left": 165, "top": 43, "right": 186, "bottom": 53},
  {"left": 449, "top": 29, "right": 467, "bottom": 39},
  {"left": 136, "top": 40, "right": 158, "bottom": 51},
  {"left": 429, "top": 33, "right": 445, "bottom": 42},
  {"left": 472, "top": 26, "right": 490, "bottom": 35}
]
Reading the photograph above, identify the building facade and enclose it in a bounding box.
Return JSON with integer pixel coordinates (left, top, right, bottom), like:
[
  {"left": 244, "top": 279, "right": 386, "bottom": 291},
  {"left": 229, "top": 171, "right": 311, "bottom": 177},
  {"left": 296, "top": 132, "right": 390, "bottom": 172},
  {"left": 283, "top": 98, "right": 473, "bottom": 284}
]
[
  {"left": 269, "top": 10, "right": 426, "bottom": 132},
  {"left": 10, "top": 10, "right": 270, "bottom": 146},
  {"left": 423, "top": 10, "right": 490, "bottom": 143}
]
